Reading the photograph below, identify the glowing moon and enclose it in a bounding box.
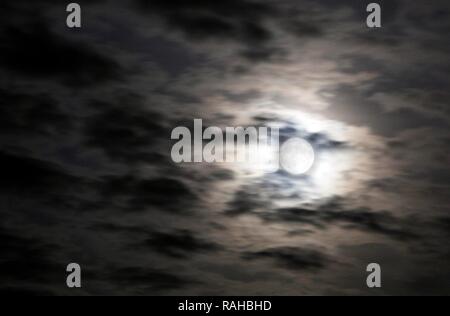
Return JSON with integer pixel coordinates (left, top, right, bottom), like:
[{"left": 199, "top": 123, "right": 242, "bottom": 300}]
[{"left": 280, "top": 138, "right": 315, "bottom": 175}]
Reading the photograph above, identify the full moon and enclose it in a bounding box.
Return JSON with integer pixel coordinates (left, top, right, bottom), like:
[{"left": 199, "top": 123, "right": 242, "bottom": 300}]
[{"left": 280, "top": 138, "right": 315, "bottom": 175}]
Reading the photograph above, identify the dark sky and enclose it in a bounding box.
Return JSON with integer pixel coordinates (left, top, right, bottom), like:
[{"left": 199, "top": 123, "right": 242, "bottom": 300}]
[{"left": 1, "top": 0, "right": 450, "bottom": 295}]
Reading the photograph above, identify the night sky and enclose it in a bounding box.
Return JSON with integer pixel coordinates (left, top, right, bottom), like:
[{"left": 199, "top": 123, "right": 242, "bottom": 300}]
[{"left": 1, "top": 0, "right": 450, "bottom": 295}]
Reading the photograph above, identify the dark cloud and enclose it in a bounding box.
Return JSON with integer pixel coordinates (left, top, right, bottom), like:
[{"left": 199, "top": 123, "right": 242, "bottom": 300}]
[
  {"left": 230, "top": 194, "right": 419, "bottom": 241},
  {"left": 204, "top": 168, "right": 235, "bottom": 181},
  {"left": 249, "top": 115, "right": 349, "bottom": 150},
  {"left": 84, "top": 98, "right": 168, "bottom": 164},
  {"left": 366, "top": 178, "right": 402, "bottom": 193},
  {"left": 240, "top": 46, "right": 287, "bottom": 63},
  {"left": 124, "top": 36, "right": 206, "bottom": 77},
  {"left": 0, "top": 22, "right": 120, "bottom": 87},
  {"left": 406, "top": 3, "right": 450, "bottom": 34},
  {"left": 141, "top": 230, "right": 222, "bottom": 258},
  {"left": 0, "top": 89, "right": 70, "bottom": 136},
  {"left": 0, "top": 229, "right": 61, "bottom": 289},
  {"left": 221, "top": 89, "right": 263, "bottom": 103},
  {"left": 336, "top": 54, "right": 386, "bottom": 74},
  {"left": 243, "top": 247, "right": 330, "bottom": 271},
  {"left": 406, "top": 168, "right": 450, "bottom": 187},
  {"left": 108, "top": 266, "right": 194, "bottom": 293},
  {"left": 304, "top": 132, "right": 348, "bottom": 151},
  {"left": 284, "top": 20, "right": 323, "bottom": 38},
  {"left": 276, "top": 206, "right": 417, "bottom": 241},
  {"left": 0, "top": 151, "right": 79, "bottom": 194},
  {"left": 435, "top": 217, "right": 450, "bottom": 236},
  {"left": 100, "top": 175, "right": 197, "bottom": 212},
  {"left": 136, "top": 0, "right": 287, "bottom": 62},
  {"left": 0, "top": 151, "right": 94, "bottom": 213},
  {"left": 225, "top": 187, "right": 269, "bottom": 216},
  {"left": 136, "top": 0, "right": 275, "bottom": 42},
  {"left": 320, "top": 208, "right": 418, "bottom": 241},
  {"left": 91, "top": 222, "right": 149, "bottom": 235}
]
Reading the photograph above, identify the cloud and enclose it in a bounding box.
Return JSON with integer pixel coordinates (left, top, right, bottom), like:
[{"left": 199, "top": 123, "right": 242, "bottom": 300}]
[
  {"left": 136, "top": 0, "right": 275, "bottom": 43},
  {"left": 243, "top": 247, "right": 330, "bottom": 271},
  {"left": 304, "top": 132, "right": 348, "bottom": 151},
  {"left": 135, "top": 0, "right": 291, "bottom": 63},
  {"left": 0, "top": 89, "right": 70, "bottom": 136},
  {"left": 84, "top": 98, "right": 168, "bottom": 164},
  {"left": 91, "top": 222, "right": 150, "bottom": 235},
  {"left": 228, "top": 192, "right": 418, "bottom": 241},
  {"left": 100, "top": 175, "right": 197, "bottom": 212},
  {"left": 0, "top": 229, "right": 61, "bottom": 290},
  {"left": 323, "top": 85, "right": 449, "bottom": 136},
  {"left": 221, "top": 89, "right": 263, "bottom": 103},
  {"left": 435, "top": 217, "right": 450, "bottom": 237},
  {"left": 108, "top": 266, "right": 195, "bottom": 293},
  {"left": 0, "top": 151, "right": 80, "bottom": 194},
  {"left": 0, "top": 22, "right": 120, "bottom": 87},
  {"left": 272, "top": 204, "right": 418, "bottom": 241},
  {"left": 0, "top": 150, "right": 95, "bottom": 213},
  {"left": 1, "top": 0, "right": 450, "bottom": 295},
  {"left": 225, "top": 187, "right": 269, "bottom": 216},
  {"left": 141, "top": 230, "right": 222, "bottom": 258}
]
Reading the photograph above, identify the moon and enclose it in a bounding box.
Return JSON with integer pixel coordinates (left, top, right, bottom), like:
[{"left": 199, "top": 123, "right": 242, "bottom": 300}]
[{"left": 280, "top": 138, "right": 315, "bottom": 175}]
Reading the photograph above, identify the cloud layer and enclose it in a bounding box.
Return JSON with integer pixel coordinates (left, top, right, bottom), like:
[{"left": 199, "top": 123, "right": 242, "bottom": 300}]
[{"left": 0, "top": 0, "right": 449, "bottom": 295}]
